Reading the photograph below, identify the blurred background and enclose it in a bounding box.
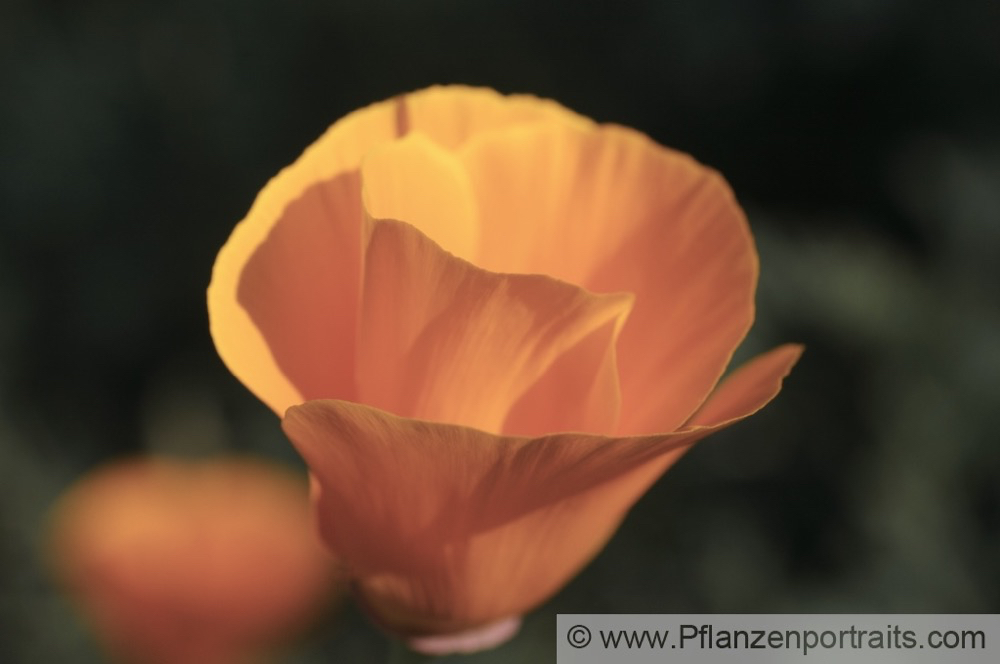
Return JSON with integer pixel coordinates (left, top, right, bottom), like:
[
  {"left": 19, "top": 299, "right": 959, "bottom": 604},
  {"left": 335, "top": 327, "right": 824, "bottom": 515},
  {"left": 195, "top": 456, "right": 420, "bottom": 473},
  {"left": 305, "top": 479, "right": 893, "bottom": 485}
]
[{"left": 2, "top": 0, "right": 998, "bottom": 661}]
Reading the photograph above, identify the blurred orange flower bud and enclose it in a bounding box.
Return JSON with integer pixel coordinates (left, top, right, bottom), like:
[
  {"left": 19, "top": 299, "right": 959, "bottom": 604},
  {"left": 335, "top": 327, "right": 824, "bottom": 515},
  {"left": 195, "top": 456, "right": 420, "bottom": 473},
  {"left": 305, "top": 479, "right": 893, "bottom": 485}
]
[
  {"left": 208, "top": 85, "right": 801, "bottom": 653},
  {"left": 48, "top": 457, "right": 340, "bottom": 664}
]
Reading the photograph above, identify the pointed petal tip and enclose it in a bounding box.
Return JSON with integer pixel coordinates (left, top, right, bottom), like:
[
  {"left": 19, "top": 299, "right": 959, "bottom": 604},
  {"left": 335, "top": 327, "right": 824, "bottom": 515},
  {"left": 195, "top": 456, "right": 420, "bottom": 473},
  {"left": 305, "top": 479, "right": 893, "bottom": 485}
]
[
  {"left": 767, "top": 342, "right": 806, "bottom": 379},
  {"left": 684, "top": 342, "right": 804, "bottom": 430}
]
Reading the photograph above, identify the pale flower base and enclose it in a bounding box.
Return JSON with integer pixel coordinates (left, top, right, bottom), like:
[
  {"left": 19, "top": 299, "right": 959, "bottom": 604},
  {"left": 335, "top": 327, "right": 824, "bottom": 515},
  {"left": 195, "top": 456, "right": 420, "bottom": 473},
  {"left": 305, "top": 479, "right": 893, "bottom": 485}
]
[{"left": 407, "top": 616, "right": 522, "bottom": 655}]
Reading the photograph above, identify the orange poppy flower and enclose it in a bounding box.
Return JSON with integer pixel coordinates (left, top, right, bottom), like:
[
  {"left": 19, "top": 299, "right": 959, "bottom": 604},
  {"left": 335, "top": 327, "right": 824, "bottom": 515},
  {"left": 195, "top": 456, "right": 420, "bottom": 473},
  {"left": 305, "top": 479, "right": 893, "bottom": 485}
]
[
  {"left": 48, "top": 457, "right": 340, "bottom": 664},
  {"left": 208, "top": 86, "right": 801, "bottom": 653}
]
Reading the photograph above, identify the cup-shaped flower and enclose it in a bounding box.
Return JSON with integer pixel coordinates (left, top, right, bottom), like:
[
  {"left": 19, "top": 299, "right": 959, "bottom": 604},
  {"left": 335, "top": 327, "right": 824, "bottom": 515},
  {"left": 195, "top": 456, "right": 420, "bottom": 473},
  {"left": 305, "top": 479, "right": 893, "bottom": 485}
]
[
  {"left": 48, "top": 457, "right": 340, "bottom": 664},
  {"left": 208, "top": 86, "right": 801, "bottom": 651}
]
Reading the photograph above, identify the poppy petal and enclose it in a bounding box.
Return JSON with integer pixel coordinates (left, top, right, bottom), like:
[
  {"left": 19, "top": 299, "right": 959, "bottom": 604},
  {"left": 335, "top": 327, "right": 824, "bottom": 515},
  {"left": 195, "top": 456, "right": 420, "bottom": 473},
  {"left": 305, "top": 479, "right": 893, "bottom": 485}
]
[
  {"left": 685, "top": 343, "right": 804, "bottom": 427},
  {"left": 282, "top": 346, "right": 796, "bottom": 634},
  {"left": 356, "top": 216, "right": 633, "bottom": 433},
  {"left": 459, "top": 123, "right": 757, "bottom": 436},
  {"left": 399, "top": 85, "right": 593, "bottom": 150},
  {"left": 207, "top": 101, "right": 399, "bottom": 415},
  {"left": 208, "top": 87, "right": 587, "bottom": 416},
  {"left": 500, "top": 313, "right": 625, "bottom": 436},
  {"left": 226, "top": 172, "right": 364, "bottom": 413},
  {"left": 360, "top": 132, "right": 479, "bottom": 262}
]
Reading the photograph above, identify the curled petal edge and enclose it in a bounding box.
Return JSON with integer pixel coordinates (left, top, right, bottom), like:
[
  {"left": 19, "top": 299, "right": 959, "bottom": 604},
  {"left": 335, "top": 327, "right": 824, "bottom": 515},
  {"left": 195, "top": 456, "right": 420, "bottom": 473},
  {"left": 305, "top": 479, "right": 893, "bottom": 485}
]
[{"left": 280, "top": 344, "right": 801, "bottom": 634}]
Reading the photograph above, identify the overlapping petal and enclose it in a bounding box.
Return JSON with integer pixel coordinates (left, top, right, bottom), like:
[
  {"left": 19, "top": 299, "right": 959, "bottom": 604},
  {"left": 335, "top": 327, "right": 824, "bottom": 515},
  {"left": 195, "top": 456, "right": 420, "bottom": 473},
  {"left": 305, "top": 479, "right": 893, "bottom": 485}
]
[
  {"left": 226, "top": 171, "right": 363, "bottom": 413},
  {"left": 283, "top": 343, "right": 800, "bottom": 635},
  {"left": 357, "top": 216, "right": 632, "bottom": 433},
  {"left": 360, "top": 133, "right": 480, "bottom": 262},
  {"left": 459, "top": 123, "right": 758, "bottom": 435},
  {"left": 396, "top": 85, "right": 593, "bottom": 150},
  {"left": 208, "top": 103, "right": 395, "bottom": 414},
  {"left": 208, "top": 86, "right": 584, "bottom": 415}
]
